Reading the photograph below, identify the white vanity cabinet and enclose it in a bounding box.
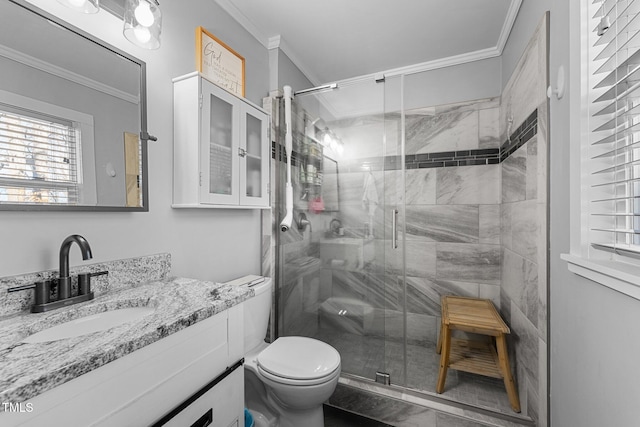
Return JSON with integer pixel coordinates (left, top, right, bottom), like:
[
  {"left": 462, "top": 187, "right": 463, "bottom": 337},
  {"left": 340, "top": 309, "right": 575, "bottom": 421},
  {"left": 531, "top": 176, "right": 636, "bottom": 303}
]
[
  {"left": 173, "top": 72, "right": 270, "bottom": 208},
  {"left": 2, "top": 305, "right": 245, "bottom": 427}
]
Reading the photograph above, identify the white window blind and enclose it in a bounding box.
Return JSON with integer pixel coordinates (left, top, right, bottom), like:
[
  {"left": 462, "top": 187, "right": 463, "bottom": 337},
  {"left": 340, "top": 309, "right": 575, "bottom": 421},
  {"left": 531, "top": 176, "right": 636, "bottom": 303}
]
[
  {"left": 589, "top": 0, "right": 640, "bottom": 256},
  {"left": 0, "top": 105, "right": 79, "bottom": 205}
]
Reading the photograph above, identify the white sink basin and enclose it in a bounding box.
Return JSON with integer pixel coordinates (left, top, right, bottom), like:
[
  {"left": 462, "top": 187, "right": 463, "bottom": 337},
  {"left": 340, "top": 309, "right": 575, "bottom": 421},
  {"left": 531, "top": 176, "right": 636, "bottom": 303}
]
[{"left": 23, "top": 307, "right": 155, "bottom": 344}]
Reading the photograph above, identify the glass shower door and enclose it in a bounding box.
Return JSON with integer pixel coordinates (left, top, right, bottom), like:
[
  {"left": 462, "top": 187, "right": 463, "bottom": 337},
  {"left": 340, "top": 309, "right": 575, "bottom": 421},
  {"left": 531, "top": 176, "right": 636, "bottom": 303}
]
[
  {"left": 380, "top": 74, "right": 406, "bottom": 388},
  {"left": 276, "top": 78, "right": 406, "bottom": 384}
]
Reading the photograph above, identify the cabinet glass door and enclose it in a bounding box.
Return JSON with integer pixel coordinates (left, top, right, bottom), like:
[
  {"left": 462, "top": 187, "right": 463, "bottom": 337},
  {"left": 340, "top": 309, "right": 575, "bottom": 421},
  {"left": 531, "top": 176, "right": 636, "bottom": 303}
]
[
  {"left": 239, "top": 104, "right": 269, "bottom": 206},
  {"left": 200, "top": 79, "right": 239, "bottom": 204}
]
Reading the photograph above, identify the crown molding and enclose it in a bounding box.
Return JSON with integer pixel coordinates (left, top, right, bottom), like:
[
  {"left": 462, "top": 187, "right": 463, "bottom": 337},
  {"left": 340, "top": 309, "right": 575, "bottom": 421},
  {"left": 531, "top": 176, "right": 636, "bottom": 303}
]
[
  {"left": 216, "top": 0, "right": 523, "bottom": 87},
  {"left": 381, "top": 46, "right": 501, "bottom": 80},
  {"left": 267, "top": 35, "right": 280, "bottom": 50},
  {"left": 215, "top": 0, "right": 269, "bottom": 47},
  {"left": 496, "top": 0, "right": 523, "bottom": 53}
]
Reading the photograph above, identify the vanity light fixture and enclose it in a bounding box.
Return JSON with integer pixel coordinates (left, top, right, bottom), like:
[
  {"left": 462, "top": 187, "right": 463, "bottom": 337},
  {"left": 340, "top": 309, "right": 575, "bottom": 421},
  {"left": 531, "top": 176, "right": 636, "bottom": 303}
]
[
  {"left": 57, "top": 0, "right": 162, "bottom": 49},
  {"left": 123, "top": 0, "right": 162, "bottom": 50},
  {"left": 57, "top": 0, "right": 100, "bottom": 14},
  {"left": 321, "top": 128, "right": 344, "bottom": 156}
]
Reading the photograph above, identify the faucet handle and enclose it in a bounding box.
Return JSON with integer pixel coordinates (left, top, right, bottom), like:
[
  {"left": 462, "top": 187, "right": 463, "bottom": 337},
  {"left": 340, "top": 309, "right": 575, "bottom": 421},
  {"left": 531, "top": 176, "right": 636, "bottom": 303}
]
[
  {"left": 78, "top": 271, "right": 108, "bottom": 296},
  {"left": 89, "top": 271, "right": 109, "bottom": 278},
  {"left": 7, "top": 281, "right": 51, "bottom": 305}
]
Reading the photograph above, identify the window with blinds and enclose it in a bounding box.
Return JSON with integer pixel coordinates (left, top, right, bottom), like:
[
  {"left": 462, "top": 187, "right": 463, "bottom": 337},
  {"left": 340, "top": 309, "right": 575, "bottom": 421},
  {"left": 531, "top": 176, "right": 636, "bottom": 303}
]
[
  {"left": 0, "top": 105, "right": 79, "bottom": 205},
  {"left": 589, "top": 0, "right": 640, "bottom": 256}
]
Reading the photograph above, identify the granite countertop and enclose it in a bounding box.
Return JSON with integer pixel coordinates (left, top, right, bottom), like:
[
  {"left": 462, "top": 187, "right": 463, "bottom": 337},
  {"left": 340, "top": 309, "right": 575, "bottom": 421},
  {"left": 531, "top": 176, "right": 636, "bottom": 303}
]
[{"left": 0, "top": 277, "right": 254, "bottom": 405}]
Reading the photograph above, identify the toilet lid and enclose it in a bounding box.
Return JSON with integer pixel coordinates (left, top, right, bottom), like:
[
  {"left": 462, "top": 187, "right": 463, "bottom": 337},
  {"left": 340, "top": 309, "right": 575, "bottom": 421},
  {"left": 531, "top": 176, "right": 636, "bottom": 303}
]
[{"left": 257, "top": 336, "right": 340, "bottom": 380}]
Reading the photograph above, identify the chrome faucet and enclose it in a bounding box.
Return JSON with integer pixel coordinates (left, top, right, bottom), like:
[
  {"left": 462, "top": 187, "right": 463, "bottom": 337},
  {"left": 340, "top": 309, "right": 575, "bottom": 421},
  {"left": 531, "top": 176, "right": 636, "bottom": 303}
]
[
  {"left": 58, "top": 235, "right": 93, "bottom": 300},
  {"left": 297, "top": 212, "right": 312, "bottom": 232}
]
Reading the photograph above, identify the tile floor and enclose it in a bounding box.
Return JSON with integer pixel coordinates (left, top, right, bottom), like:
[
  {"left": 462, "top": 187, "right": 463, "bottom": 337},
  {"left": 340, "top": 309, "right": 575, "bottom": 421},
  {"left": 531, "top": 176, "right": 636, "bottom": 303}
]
[
  {"left": 315, "top": 329, "right": 515, "bottom": 415},
  {"left": 328, "top": 383, "right": 533, "bottom": 427},
  {"left": 324, "top": 404, "right": 394, "bottom": 427}
]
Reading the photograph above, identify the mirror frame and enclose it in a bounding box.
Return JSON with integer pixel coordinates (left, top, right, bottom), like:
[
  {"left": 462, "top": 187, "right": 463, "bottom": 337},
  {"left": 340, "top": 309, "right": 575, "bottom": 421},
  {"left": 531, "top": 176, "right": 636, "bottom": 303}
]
[{"left": 1, "top": 0, "right": 150, "bottom": 212}]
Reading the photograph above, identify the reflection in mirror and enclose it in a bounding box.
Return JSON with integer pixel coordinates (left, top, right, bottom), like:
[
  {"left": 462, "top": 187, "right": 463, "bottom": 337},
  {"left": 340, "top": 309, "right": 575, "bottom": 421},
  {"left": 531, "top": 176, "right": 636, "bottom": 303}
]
[
  {"left": 0, "top": 0, "right": 149, "bottom": 210},
  {"left": 322, "top": 156, "right": 339, "bottom": 212}
]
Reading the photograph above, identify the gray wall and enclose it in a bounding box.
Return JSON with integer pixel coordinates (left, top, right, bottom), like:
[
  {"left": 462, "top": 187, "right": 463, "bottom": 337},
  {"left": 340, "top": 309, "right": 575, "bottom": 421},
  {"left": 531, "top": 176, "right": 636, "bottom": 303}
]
[
  {"left": 3, "top": 0, "right": 270, "bottom": 282},
  {"left": 403, "top": 57, "right": 502, "bottom": 110},
  {"left": 277, "top": 50, "right": 314, "bottom": 94}
]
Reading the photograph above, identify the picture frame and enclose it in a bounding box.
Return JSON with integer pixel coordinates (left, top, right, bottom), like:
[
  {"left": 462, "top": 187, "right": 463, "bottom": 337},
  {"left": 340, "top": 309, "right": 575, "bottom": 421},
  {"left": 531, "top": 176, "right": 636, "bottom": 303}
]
[{"left": 196, "top": 26, "right": 245, "bottom": 97}]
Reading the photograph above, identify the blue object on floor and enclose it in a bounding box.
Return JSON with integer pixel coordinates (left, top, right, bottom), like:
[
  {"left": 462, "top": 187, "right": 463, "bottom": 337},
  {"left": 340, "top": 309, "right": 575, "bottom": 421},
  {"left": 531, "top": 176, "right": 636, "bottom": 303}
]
[{"left": 244, "top": 408, "right": 254, "bottom": 427}]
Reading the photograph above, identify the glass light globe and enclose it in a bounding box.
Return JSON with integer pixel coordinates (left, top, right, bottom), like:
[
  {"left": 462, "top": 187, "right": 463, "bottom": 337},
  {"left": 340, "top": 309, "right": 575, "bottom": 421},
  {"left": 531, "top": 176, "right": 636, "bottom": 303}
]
[
  {"left": 123, "top": 0, "right": 162, "bottom": 49},
  {"left": 134, "top": 2, "right": 155, "bottom": 27},
  {"left": 57, "top": 0, "right": 99, "bottom": 13},
  {"left": 134, "top": 26, "right": 151, "bottom": 43}
]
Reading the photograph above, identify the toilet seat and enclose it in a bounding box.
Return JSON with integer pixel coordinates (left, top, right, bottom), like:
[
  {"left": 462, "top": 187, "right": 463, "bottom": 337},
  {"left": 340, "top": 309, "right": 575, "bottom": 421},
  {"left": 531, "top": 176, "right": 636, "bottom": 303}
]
[
  {"left": 256, "top": 337, "right": 341, "bottom": 386},
  {"left": 257, "top": 363, "right": 340, "bottom": 386}
]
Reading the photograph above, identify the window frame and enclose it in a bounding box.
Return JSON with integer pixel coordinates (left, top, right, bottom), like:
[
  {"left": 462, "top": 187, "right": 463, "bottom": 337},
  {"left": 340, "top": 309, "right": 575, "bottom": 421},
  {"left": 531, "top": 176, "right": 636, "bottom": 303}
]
[
  {"left": 0, "top": 89, "right": 96, "bottom": 206},
  {"left": 563, "top": 0, "right": 640, "bottom": 301}
]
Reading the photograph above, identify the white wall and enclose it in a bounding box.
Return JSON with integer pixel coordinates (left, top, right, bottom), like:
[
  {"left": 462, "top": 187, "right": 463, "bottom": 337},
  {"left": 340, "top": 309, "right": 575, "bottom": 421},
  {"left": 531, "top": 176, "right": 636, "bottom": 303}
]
[{"left": 0, "top": 0, "right": 271, "bottom": 282}]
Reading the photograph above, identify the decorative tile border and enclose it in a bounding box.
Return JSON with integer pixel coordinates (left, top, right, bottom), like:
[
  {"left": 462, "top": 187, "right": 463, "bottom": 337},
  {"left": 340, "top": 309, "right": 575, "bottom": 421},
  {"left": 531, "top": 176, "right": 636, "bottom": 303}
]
[
  {"left": 272, "top": 109, "right": 538, "bottom": 171},
  {"left": 405, "top": 148, "right": 500, "bottom": 169},
  {"left": 500, "top": 109, "right": 538, "bottom": 162}
]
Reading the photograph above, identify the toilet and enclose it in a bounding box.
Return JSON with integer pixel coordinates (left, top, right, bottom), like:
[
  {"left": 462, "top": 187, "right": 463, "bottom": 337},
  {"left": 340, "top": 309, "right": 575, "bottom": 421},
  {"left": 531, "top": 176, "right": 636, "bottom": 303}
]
[{"left": 238, "top": 277, "right": 341, "bottom": 427}]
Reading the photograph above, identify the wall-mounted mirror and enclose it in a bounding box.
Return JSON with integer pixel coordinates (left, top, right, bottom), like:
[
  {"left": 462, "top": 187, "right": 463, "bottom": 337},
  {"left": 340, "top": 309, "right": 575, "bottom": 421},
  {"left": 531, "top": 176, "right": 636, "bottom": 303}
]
[{"left": 0, "top": 0, "right": 150, "bottom": 211}]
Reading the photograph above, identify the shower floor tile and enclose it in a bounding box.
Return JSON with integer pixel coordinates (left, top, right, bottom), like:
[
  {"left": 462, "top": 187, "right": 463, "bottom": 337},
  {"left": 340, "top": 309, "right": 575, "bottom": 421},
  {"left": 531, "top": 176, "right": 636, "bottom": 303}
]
[{"left": 315, "top": 329, "right": 515, "bottom": 416}]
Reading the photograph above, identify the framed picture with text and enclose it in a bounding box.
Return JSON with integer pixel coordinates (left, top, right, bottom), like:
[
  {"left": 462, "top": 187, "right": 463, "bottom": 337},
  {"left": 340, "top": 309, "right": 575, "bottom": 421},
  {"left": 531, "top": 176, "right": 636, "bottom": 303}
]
[{"left": 196, "top": 26, "right": 245, "bottom": 97}]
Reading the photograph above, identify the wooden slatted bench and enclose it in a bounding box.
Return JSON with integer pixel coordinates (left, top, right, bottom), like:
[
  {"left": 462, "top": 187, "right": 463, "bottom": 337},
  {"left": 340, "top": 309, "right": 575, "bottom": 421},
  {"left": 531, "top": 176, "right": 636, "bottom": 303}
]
[{"left": 436, "top": 295, "right": 521, "bottom": 413}]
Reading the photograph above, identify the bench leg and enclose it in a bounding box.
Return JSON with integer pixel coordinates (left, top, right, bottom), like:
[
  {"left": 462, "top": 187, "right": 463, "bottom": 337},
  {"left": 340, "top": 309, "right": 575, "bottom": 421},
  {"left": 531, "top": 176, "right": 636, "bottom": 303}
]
[
  {"left": 436, "top": 316, "right": 444, "bottom": 354},
  {"left": 436, "top": 325, "right": 451, "bottom": 393},
  {"left": 496, "top": 334, "right": 521, "bottom": 413}
]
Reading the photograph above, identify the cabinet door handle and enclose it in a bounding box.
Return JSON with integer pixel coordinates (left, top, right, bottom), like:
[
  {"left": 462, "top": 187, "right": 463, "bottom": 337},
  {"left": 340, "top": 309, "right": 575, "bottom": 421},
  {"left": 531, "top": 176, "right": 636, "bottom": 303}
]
[
  {"left": 190, "top": 408, "right": 212, "bottom": 427},
  {"left": 238, "top": 148, "right": 247, "bottom": 157}
]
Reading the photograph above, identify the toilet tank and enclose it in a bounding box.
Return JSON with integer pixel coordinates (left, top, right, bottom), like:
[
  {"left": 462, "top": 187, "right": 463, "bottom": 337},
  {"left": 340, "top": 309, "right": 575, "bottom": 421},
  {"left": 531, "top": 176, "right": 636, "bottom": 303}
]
[{"left": 242, "top": 278, "right": 273, "bottom": 352}]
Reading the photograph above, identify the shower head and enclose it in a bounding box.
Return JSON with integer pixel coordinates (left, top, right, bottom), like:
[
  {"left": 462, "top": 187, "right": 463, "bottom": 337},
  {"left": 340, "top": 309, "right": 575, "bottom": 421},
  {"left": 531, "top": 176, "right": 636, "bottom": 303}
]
[
  {"left": 280, "top": 183, "right": 294, "bottom": 232},
  {"left": 280, "top": 211, "right": 293, "bottom": 232}
]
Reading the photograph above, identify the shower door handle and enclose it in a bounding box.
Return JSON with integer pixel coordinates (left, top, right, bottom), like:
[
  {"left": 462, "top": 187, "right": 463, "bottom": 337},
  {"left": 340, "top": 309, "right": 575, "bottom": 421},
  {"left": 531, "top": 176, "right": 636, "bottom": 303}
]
[{"left": 391, "top": 209, "right": 398, "bottom": 249}]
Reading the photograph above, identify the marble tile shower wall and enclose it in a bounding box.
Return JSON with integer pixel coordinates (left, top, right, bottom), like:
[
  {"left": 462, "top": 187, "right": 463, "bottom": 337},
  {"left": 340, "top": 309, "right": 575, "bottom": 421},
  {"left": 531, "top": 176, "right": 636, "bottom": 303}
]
[
  {"left": 284, "top": 98, "right": 506, "bottom": 347},
  {"left": 268, "top": 94, "right": 528, "bottom": 344},
  {"left": 498, "top": 14, "right": 549, "bottom": 427},
  {"left": 381, "top": 99, "right": 504, "bottom": 346}
]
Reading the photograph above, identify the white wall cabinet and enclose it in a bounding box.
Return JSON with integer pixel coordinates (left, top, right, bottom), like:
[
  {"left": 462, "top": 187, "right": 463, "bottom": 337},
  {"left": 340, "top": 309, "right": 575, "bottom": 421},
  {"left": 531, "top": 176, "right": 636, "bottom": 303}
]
[{"left": 173, "top": 72, "right": 270, "bottom": 208}]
